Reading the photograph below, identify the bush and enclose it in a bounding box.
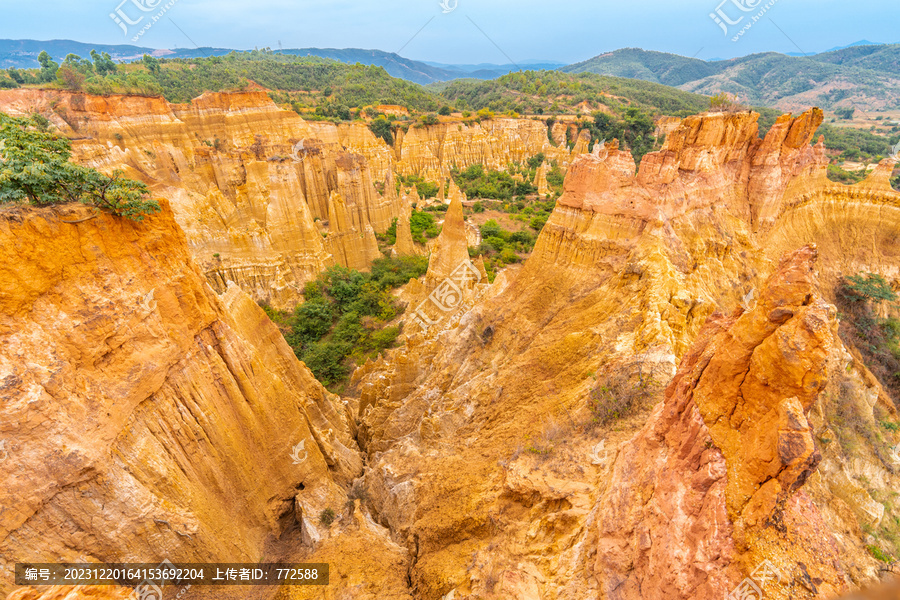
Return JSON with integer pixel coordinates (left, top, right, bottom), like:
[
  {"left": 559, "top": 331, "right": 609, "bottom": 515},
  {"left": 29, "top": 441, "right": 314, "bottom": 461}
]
[
  {"left": 276, "top": 255, "right": 426, "bottom": 387},
  {"left": 319, "top": 508, "right": 336, "bottom": 527},
  {"left": 479, "top": 219, "right": 506, "bottom": 240},
  {"left": 369, "top": 116, "right": 394, "bottom": 145},
  {"left": 0, "top": 113, "right": 159, "bottom": 221},
  {"left": 409, "top": 210, "right": 440, "bottom": 244},
  {"left": 530, "top": 215, "right": 548, "bottom": 231},
  {"left": 370, "top": 255, "right": 428, "bottom": 287},
  {"left": 589, "top": 371, "right": 653, "bottom": 427},
  {"left": 843, "top": 273, "right": 897, "bottom": 303},
  {"left": 302, "top": 341, "right": 351, "bottom": 384},
  {"left": 500, "top": 248, "right": 519, "bottom": 264},
  {"left": 836, "top": 274, "right": 900, "bottom": 407},
  {"left": 526, "top": 153, "right": 545, "bottom": 169},
  {"left": 292, "top": 301, "right": 334, "bottom": 344},
  {"left": 438, "top": 105, "right": 452, "bottom": 116},
  {"left": 483, "top": 236, "right": 507, "bottom": 252}
]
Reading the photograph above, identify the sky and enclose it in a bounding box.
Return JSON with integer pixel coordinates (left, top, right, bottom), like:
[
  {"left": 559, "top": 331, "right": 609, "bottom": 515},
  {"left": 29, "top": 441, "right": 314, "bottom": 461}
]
[{"left": 0, "top": 0, "right": 897, "bottom": 65}]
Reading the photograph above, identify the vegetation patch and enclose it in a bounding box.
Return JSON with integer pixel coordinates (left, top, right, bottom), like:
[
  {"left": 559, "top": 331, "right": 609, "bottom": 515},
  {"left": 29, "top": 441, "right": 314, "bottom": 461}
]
[
  {"left": 588, "top": 370, "right": 655, "bottom": 428},
  {"left": 261, "top": 255, "right": 428, "bottom": 390},
  {"left": 0, "top": 113, "right": 158, "bottom": 220},
  {"left": 836, "top": 273, "right": 900, "bottom": 407},
  {"left": 469, "top": 218, "right": 543, "bottom": 281}
]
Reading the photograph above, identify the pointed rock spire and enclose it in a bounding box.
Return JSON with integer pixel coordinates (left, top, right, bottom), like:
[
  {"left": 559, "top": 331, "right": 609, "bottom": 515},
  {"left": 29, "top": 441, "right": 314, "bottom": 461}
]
[
  {"left": 425, "top": 192, "right": 470, "bottom": 286},
  {"left": 392, "top": 197, "right": 422, "bottom": 257}
]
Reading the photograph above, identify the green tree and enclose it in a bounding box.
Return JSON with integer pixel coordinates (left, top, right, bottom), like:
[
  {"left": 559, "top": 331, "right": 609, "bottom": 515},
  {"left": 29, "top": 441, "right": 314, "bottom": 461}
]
[
  {"left": 291, "top": 301, "right": 334, "bottom": 343},
  {"left": 438, "top": 105, "right": 452, "bottom": 116},
  {"left": 0, "top": 113, "right": 159, "bottom": 220},
  {"left": 90, "top": 50, "right": 118, "bottom": 76},
  {"left": 6, "top": 68, "right": 25, "bottom": 84},
  {"left": 37, "top": 50, "right": 59, "bottom": 83},
  {"left": 369, "top": 115, "right": 394, "bottom": 145},
  {"left": 56, "top": 64, "right": 87, "bottom": 90},
  {"left": 141, "top": 54, "right": 161, "bottom": 75}
]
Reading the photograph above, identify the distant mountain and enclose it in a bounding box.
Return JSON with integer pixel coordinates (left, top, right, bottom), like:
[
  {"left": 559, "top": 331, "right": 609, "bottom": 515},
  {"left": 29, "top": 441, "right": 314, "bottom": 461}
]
[
  {"left": 786, "top": 40, "right": 884, "bottom": 57},
  {"left": 561, "top": 46, "right": 900, "bottom": 111},
  {"left": 278, "top": 48, "right": 460, "bottom": 84},
  {"left": 562, "top": 48, "right": 719, "bottom": 86},
  {"left": 822, "top": 40, "right": 883, "bottom": 53},
  {"left": 0, "top": 39, "right": 554, "bottom": 85}
]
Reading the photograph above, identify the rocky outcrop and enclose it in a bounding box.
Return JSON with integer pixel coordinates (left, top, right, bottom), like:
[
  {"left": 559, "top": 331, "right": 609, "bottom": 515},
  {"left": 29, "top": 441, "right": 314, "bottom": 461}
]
[
  {"left": 323, "top": 190, "right": 382, "bottom": 270},
  {"left": 5, "top": 104, "right": 900, "bottom": 600},
  {"left": 392, "top": 198, "right": 422, "bottom": 258},
  {"left": 533, "top": 161, "right": 551, "bottom": 196},
  {"left": 0, "top": 201, "right": 361, "bottom": 597},
  {"left": 0, "top": 90, "right": 597, "bottom": 308},
  {"left": 393, "top": 118, "right": 576, "bottom": 180},
  {"left": 0, "top": 89, "right": 400, "bottom": 309},
  {"left": 583, "top": 246, "right": 845, "bottom": 600},
  {"left": 348, "top": 108, "right": 900, "bottom": 599}
]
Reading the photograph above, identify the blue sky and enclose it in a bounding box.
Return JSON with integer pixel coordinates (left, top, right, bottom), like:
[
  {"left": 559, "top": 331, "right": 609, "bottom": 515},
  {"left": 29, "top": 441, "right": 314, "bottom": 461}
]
[{"left": 0, "top": 0, "right": 897, "bottom": 64}]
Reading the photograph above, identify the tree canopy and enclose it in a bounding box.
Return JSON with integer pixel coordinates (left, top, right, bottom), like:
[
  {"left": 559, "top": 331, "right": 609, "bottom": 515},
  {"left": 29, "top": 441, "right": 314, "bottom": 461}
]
[{"left": 0, "top": 113, "right": 160, "bottom": 221}]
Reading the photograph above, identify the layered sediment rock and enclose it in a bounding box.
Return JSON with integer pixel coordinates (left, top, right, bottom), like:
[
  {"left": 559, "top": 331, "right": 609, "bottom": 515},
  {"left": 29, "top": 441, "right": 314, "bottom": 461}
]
[
  {"left": 0, "top": 201, "right": 361, "bottom": 597},
  {"left": 584, "top": 246, "right": 845, "bottom": 600},
  {"left": 350, "top": 109, "right": 900, "bottom": 599},
  {"left": 0, "top": 90, "right": 592, "bottom": 308},
  {"left": 393, "top": 118, "right": 577, "bottom": 180},
  {"left": 5, "top": 101, "right": 900, "bottom": 600},
  {"left": 392, "top": 198, "right": 422, "bottom": 258},
  {"left": 0, "top": 89, "right": 399, "bottom": 308}
]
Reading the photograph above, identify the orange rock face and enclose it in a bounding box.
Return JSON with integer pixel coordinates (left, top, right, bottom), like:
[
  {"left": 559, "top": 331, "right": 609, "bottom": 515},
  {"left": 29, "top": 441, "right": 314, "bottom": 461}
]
[
  {"left": 0, "top": 201, "right": 361, "bottom": 597},
  {"left": 587, "top": 246, "right": 843, "bottom": 599},
  {"left": 3, "top": 100, "right": 900, "bottom": 600},
  {"left": 0, "top": 89, "right": 396, "bottom": 309},
  {"left": 350, "top": 109, "right": 900, "bottom": 599}
]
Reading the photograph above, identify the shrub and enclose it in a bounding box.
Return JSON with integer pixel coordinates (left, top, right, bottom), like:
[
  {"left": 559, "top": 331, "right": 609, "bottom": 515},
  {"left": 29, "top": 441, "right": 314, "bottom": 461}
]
[
  {"left": 843, "top": 273, "right": 897, "bottom": 303},
  {"left": 370, "top": 255, "right": 428, "bottom": 287},
  {"left": 369, "top": 116, "right": 394, "bottom": 145},
  {"left": 302, "top": 341, "right": 351, "bottom": 385},
  {"left": 589, "top": 371, "right": 653, "bottom": 427},
  {"left": 409, "top": 210, "right": 440, "bottom": 243},
  {"left": 275, "top": 255, "right": 427, "bottom": 387},
  {"left": 530, "top": 215, "right": 548, "bottom": 231},
  {"left": 319, "top": 508, "right": 336, "bottom": 527},
  {"left": 526, "top": 153, "right": 545, "bottom": 169},
  {"left": 0, "top": 113, "right": 159, "bottom": 220},
  {"left": 479, "top": 219, "right": 506, "bottom": 240},
  {"left": 836, "top": 274, "right": 900, "bottom": 406},
  {"left": 500, "top": 248, "right": 519, "bottom": 264},
  {"left": 866, "top": 544, "right": 893, "bottom": 562},
  {"left": 292, "top": 301, "right": 334, "bottom": 344}
]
